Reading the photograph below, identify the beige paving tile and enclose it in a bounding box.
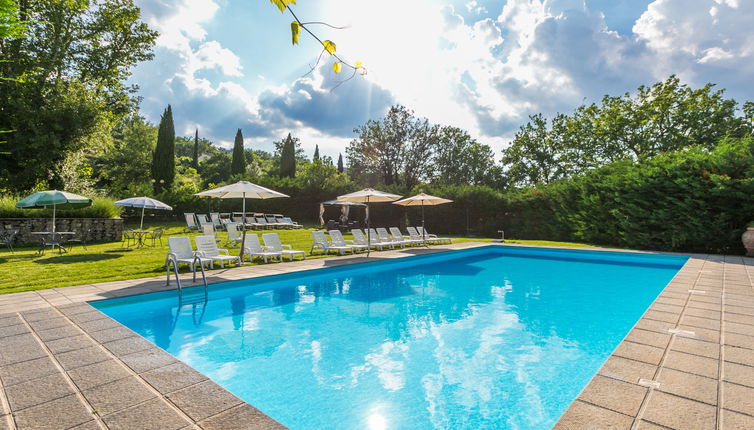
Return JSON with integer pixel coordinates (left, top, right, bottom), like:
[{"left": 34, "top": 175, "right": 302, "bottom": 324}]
[
  {"left": 680, "top": 315, "right": 721, "bottom": 331},
  {"left": 643, "top": 310, "right": 681, "bottom": 324},
  {"left": 723, "top": 361, "right": 754, "bottom": 388},
  {"left": 641, "top": 391, "right": 717, "bottom": 430},
  {"left": 613, "top": 341, "right": 664, "bottom": 365},
  {"left": 625, "top": 329, "right": 671, "bottom": 349},
  {"left": 724, "top": 345, "right": 754, "bottom": 367},
  {"left": 724, "top": 321, "right": 754, "bottom": 337},
  {"left": 656, "top": 368, "right": 718, "bottom": 405},
  {"left": 725, "top": 333, "right": 754, "bottom": 350},
  {"left": 577, "top": 375, "right": 647, "bottom": 416},
  {"left": 671, "top": 337, "right": 720, "bottom": 359},
  {"left": 721, "top": 408, "right": 754, "bottom": 429},
  {"left": 664, "top": 350, "right": 719, "bottom": 379},
  {"left": 598, "top": 356, "right": 658, "bottom": 384},
  {"left": 723, "top": 381, "right": 754, "bottom": 416},
  {"left": 553, "top": 400, "right": 633, "bottom": 430}
]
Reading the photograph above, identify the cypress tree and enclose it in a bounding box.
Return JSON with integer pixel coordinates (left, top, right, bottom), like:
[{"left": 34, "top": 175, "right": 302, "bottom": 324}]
[
  {"left": 337, "top": 153, "right": 344, "bottom": 173},
  {"left": 192, "top": 128, "right": 199, "bottom": 170},
  {"left": 231, "top": 128, "right": 245, "bottom": 176},
  {"left": 151, "top": 105, "right": 175, "bottom": 193},
  {"left": 279, "top": 133, "right": 296, "bottom": 178},
  {"left": 313, "top": 144, "right": 320, "bottom": 163}
]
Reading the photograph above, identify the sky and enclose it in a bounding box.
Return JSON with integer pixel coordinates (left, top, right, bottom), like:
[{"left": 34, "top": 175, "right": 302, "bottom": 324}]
[{"left": 131, "top": 0, "right": 754, "bottom": 160}]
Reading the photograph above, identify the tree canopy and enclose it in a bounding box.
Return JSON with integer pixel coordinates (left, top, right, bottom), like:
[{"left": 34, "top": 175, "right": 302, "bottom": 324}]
[{"left": 0, "top": 0, "right": 157, "bottom": 192}]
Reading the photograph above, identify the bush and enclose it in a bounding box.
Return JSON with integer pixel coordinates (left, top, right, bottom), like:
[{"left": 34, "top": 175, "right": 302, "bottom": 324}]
[
  {"left": 509, "top": 137, "right": 754, "bottom": 253},
  {"left": 0, "top": 196, "right": 122, "bottom": 218}
]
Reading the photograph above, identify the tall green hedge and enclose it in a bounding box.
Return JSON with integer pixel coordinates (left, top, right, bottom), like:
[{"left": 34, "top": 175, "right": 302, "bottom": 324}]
[{"left": 408, "top": 138, "right": 754, "bottom": 253}]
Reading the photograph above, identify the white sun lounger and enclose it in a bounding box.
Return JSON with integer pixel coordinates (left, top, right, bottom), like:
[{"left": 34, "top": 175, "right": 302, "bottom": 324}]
[
  {"left": 310, "top": 231, "right": 352, "bottom": 255},
  {"left": 329, "top": 230, "right": 368, "bottom": 254},
  {"left": 167, "top": 237, "right": 211, "bottom": 272},
  {"left": 418, "top": 226, "right": 451, "bottom": 244},
  {"left": 243, "top": 233, "right": 283, "bottom": 263},
  {"left": 390, "top": 227, "right": 421, "bottom": 246},
  {"left": 194, "top": 235, "right": 241, "bottom": 268},
  {"left": 352, "top": 229, "right": 387, "bottom": 250},
  {"left": 376, "top": 228, "right": 408, "bottom": 248},
  {"left": 262, "top": 233, "right": 306, "bottom": 261},
  {"left": 224, "top": 222, "right": 242, "bottom": 248}
]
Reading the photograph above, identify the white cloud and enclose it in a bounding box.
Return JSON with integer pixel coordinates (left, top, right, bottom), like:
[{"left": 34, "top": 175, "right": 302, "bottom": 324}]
[{"left": 132, "top": 0, "right": 754, "bottom": 159}]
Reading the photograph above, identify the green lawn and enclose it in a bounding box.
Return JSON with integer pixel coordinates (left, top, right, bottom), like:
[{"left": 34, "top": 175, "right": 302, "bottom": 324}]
[{"left": 0, "top": 222, "right": 597, "bottom": 294}]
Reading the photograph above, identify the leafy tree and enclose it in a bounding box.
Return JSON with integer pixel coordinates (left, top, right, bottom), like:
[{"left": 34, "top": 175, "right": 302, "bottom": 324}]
[
  {"left": 503, "top": 76, "right": 751, "bottom": 187},
  {"left": 231, "top": 128, "right": 245, "bottom": 176},
  {"left": 0, "top": 0, "right": 157, "bottom": 191},
  {"left": 433, "top": 126, "right": 501, "bottom": 187},
  {"left": 151, "top": 105, "right": 175, "bottom": 193},
  {"left": 337, "top": 153, "right": 344, "bottom": 173},
  {"left": 96, "top": 113, "right": 156, "bottom": 196},
  {"left": 200, "top": 152, "right": 232, "bottom": 187},
  {"left": 313, "top": 144, "right": 320, "bottom": 163},
  {"left": 192, "top": 129, "right": 199, "bottom": 170},
  {"left": 502, "top": 114, "right": 568, "bottom": 186},
  {"left": 0, "top": 0, "right": 26, "bottom": 39},
  {"left": 347, "top": 105, "right": 439, "bottom": 189},
  {"left": 175, "top": 134, "right": 214, "bottom": 159},
  {"left": 279, "top": 133, "right": 297, "bottom": 178}
]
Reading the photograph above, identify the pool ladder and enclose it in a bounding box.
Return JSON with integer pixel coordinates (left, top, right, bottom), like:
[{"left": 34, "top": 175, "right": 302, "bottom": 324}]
[{"left": 165, "top": 254, "right": 208, "bottom": 300}]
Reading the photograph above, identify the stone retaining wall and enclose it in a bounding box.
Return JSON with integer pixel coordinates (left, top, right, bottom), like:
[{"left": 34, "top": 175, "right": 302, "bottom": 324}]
[{"left": 0, "top": 218, "right": 123, "bottom": 245}]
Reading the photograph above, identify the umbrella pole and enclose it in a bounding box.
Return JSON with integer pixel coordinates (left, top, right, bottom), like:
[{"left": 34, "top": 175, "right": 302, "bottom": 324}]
[
  {"left": 239, "top": 193, "right": 246, "bottom": 263},
  {"left": 422, "top": 202, "right": 428, "bottom": 248},
  {"left": 140, "top": 206, "right": 145, "bottom": 230},
  {"left": 366, "top": 197, "right": 370, "bottom": 257},
  {"left": 52, "top": 204, "right": 56, "bottom": 233}
]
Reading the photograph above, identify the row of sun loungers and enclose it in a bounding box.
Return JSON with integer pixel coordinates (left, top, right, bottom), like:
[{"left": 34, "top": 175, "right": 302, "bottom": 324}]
[
  {"left": 167, "top": 231, "right": 306, "bottom": 272},
  {"left": 310, "top": 227, "right": 450, "bottom": 255},
  {"left": 184, "top": 212, "right": 303, "bottom": 232}
]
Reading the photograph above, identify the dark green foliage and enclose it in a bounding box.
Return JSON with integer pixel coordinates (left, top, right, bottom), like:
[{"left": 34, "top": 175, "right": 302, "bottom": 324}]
[
  {"left": 0, "top": 0, "right": 157, "bottom": 192},
  {"left": 313, "top": 145, "right": 320, "bottom": 163},
  {"left": 337, "top": 153, "right": 344, "bottom": 173},
  {"left": 200, "top": 152, "right": 232, "bottom": 187},
  {"left": 503, "top": 76, "right": 751, "bottom": 187},
  {"left": 231, "top": 128, "right": 245, "bottom": 175},
  {"left": 506, "top": 138, "right": 754, "bottom": 253},
  {"left": 279, "top": 133, "right": 297, "bottom": 178},
  {"left": 192, "top": 129, "right": 200, "bottom": 170},
  {"left": 151, "top": 105, "right": 175, "bottom": 193}
]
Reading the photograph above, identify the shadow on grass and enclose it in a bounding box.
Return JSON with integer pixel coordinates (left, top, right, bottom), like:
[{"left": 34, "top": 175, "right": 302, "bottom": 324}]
[
  {"left": 105, "top": 248, "right": 133, "bottom": 253},
  {"left": 34, "top": 254, "right": 123, "bottom": 265}
]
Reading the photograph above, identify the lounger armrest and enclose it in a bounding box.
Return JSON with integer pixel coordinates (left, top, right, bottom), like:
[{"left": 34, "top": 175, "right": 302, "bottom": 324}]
[
  {"left": 282, "top": 244, "right": 293, "bottom": 250},
  {"left": 218, "top": 249, "right": 230, "bottom": 255}
]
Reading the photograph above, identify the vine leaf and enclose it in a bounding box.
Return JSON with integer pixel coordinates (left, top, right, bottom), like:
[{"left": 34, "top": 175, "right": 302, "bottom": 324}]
[
  {"left": 290, "top": 21, "right": 300, "bottom": 44},
  {"left": 323, "top": 40, "right": 336, "bottom": 55},
  {"left": 269, "top": 0, "right": 296, "bottom": 13},
  {"left": 355, "top": 61, "right": 362, "bottom": 69},
  {"left": 333, "top": 62, "right": 342, "bottom": 73}
]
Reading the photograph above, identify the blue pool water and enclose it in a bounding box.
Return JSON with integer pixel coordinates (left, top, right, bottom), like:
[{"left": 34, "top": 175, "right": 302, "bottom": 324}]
[{"left": 93, "top": 246, "right": 686, "bottom": 429}]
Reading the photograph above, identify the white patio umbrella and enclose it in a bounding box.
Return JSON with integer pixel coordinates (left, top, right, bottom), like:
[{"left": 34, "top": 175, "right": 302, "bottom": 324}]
[
  {"left": 114, "top": 196, "right": 173, "bottom": 230},
  {"left": 196, "top": 181, "right": 289, "bottom": 261},
  {"left": 393, "top": 193, "right": 453, "bottom": 245},
  {"left": 337, "top": 188, "right": 402, "bottom": 256}
]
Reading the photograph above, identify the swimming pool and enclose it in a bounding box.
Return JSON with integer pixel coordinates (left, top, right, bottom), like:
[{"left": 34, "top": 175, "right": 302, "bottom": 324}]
[{"left": 93, "top": 246, "right": 687, "bottom": 429}]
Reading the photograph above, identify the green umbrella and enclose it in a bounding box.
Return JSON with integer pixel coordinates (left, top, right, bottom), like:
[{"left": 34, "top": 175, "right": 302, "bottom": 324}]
[{"left": 16, "top": 190, "right": 92, "bottom": 232}]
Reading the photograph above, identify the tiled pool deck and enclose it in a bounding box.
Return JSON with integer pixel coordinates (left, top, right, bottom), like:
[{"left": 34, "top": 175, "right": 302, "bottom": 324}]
[{"left": 0, "top": 243, "right": 752, "bottom": 429}]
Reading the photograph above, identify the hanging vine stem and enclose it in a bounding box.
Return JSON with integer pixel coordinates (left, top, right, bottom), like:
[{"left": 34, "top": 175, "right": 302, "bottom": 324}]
[{"left": 283, "top": 4, "right": 365, "bottom": 90}]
